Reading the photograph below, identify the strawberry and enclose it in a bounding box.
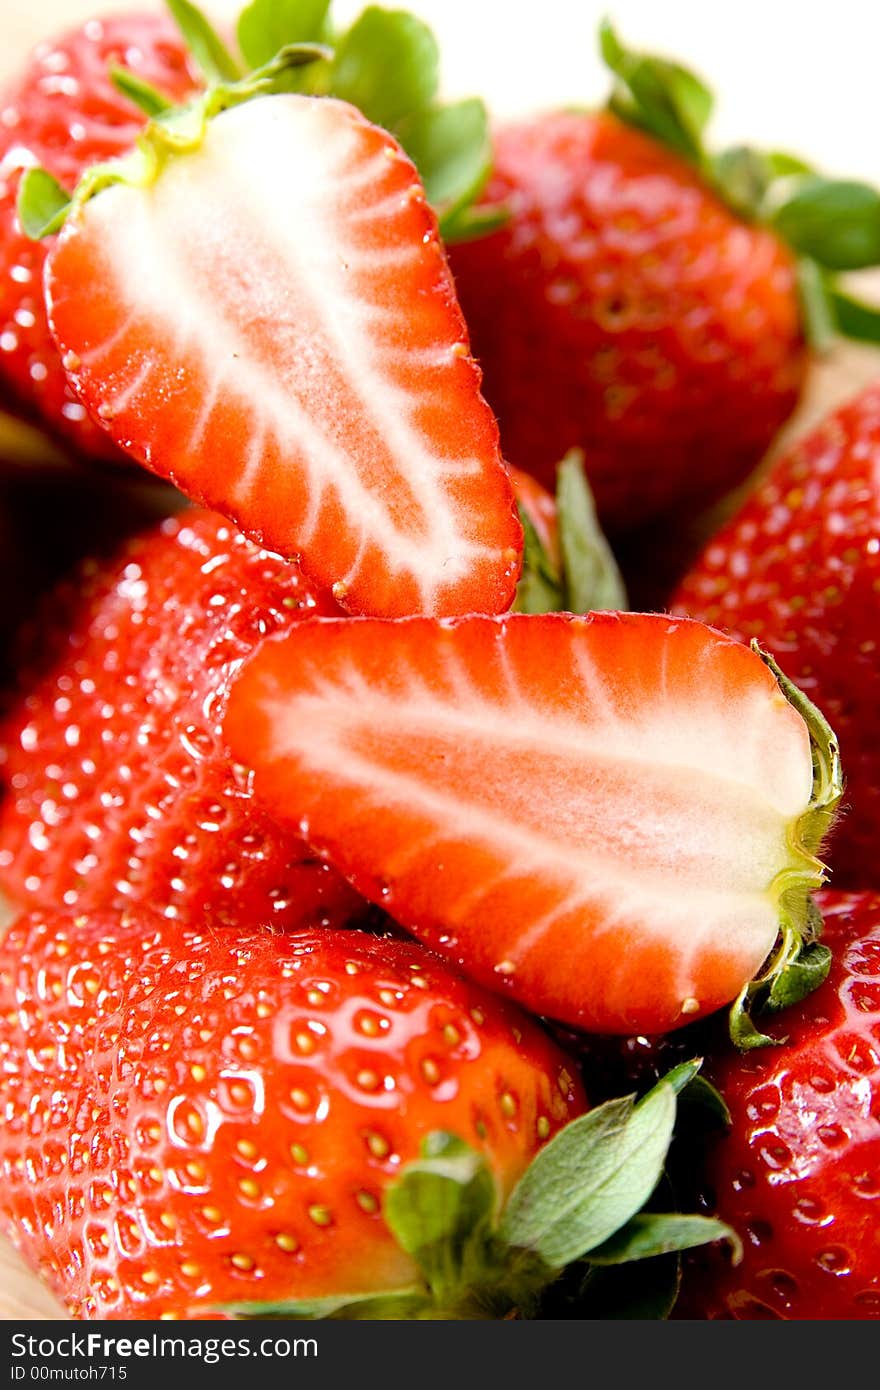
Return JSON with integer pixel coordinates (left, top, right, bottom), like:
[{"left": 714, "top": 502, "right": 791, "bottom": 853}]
[
  {"left": 449, "top": 22, "right": 880, "bottom": 532},
  {"left": 0, "top": 906, "right": 729, "bottom": 1320},
  {"left": 0, "top": 508, "right": 363, "bottom": 930},
  {"left": 0, "top": 10, "right": 199, "bottom": 460},
  {"left": 677, "top": 890, "right": 880, "bottom": 1320},
  {"left": 672, "top": 380, "right": 880, "bottom": 889},
  {"left": 36, "top": 86, "right": 519, "bottom": 617},
  {"left": 223, "top": 610, "right": 840, "bottom": 1038}
]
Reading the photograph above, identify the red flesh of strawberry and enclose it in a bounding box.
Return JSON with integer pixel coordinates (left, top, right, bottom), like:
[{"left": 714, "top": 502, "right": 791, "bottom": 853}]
[
  {"left": 44, "top": 95, "right": 522, "bottom": 617},
  {"left": 223, "top": 610, "right": 822, "bottom": 1034}
]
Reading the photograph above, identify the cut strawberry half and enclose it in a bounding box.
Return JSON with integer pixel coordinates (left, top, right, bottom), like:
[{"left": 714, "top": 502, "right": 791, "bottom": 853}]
[
  {"left": 224, "top": 611, "right": 841, "bottom": 1039},
  {"left": 39, "top": 91, "right": 521, "bottom": 618}
]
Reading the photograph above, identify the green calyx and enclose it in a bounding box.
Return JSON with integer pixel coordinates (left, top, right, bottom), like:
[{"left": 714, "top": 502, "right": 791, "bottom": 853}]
[
  {"left": 18, "top": 0, "right": 499, "bottom": 245},
  {"left": 221, "top": 1062, "right": 738, "bottom": 1321},
  {"left": 599, "top": 17, "right": 880, "bottom": 351},
  {"left": 729, "top": 646, "right": 843, "bottom": 1051},
  {"left": 515, "top": 449, "right": 628, "bottom": 615}
]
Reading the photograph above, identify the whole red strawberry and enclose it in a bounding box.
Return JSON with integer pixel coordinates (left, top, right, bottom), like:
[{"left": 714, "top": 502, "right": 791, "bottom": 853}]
[
  {"left": 673, "top": 380, "right": 880, "bottom": 887},
  {"left": 678, "top": 891, "right": 880, "bottom": 1320},
  {"left": 450, "top": 108, "right": 804, "bottom": 530},
  {"left": 0, "top": 11, "right": 199, "bottom": 459},
  {"left": 450, "top": 23, "right": 880, "bottom": 533},
  {"left": 0, "top": 508, "right": 363, "bottom": 929},
  {"left": 0, "top": 907, "right": 585, "bottom": 1319}
]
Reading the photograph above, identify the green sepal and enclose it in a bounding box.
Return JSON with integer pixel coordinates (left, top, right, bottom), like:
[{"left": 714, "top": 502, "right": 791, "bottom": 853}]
[
  {"left": 828, "top": 287, "right": 880, "bottom": 345},
  {"left": 221, "top": 1288, "right": 430, "bottom": 1320},
  {"left": 165, "top": 0, "right": 242, "bottom": 83},
  {"left": 20, "top": 44, "right": 331, "bottom": 241},
  {"left": 499, "top": 1083, "right": 676, "bottom": 1268},
  {"left": 727, "top": 645, "right": 842, "bottom": 1050},
  {"left": 756, "top": 643, "right": 843, "bottom": 858},
  {"left": 556, "top": 449, "right": 628, "bottom": 612},
  {"left": 514, "top": 451, "right": 627, "bottom": 616},
  {"left": 16, "top": 168, "right": 72, "bottom": 240},
  {"left": 383, "top": 1132, "right": 498, "bottom": 1308},
  {"left": 711, "top": 145, "right": 772, "bottom": 220},
  {"left": 586, "top": 1211, "right": 741, "bottom": 1266},
  {"left": 765, "top": 174, "right": 880, "bottom": 272},
  {"left": 331, "top": 6, "right": 439, "bottom": 134},
  {"left": 765, "top": 940, "right": 832, "bottom": 1011},
  {"left": 599, "top": 17, "right": 712, "bottom": 167},
  {"left": 109, "top": 66, "right": 174, "bottom": 117},
  {"left": 441, "top": 201, "right": 510, "bottom": 244},
  {"left": 396, "top": 97, "right": 493, "bottom": 235},
  {"left": 652, "top": 1057, "right": 702, "bottom": 1097},
  {"left": 237, "top": 0, "right": 332, "bottom": 69},
  {"left": 514, "top": 505, "right": 564, "bottom": 614},
  {"left": 796, "top": 257, "right": 837, "bottom": 354}
]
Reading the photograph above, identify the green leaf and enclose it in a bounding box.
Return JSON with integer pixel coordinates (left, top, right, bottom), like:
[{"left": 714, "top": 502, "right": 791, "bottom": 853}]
[
  {"left": 331, "top": 6, "right": 439, "bottom": 133},
  {"left": 728, "top": 990, "right": 780, "bottom": 1051},
  {"left": 599, "top": 17, "right": 712, "bottom": 166},
  {"left": 796, "top": 257, "right": 837, "bottom": 354},
  {"left": 755, "top": 643, "right": 843, "bottom": 857},
  {"left": 383, "top": 1132, "right": 497, "bottom": 1303},
  {"left": 165, "top": 0, "right": 242, "bottom": 83},
  {"left": 829, "top": 287, "right": 880, "bottom": 345},
  {"left": 237, "top": 0, "right": 331, "bottom": 69},
  {"left": 712, "top": 145, "right": 771, "bottom": 219},
  {"left": 651, "top": 1058, "right": 702, "bottom": 1098},
  {"left": 441, "top": 201, "right": 510, "bottom": 244},
  {"left": 556, "top": 450, "right": 628, "bottom": 613},
  {"left": 577, "top": 1253, "right": 681, "bottom": 1319},
  {"left": 514, "top": 505, "right": 564, "bottom": 615},
  {"left": 499, "top": 1083, "right": 676, "bottom": 1268},
  {"left": 396, "top": 98, "right": 492, "bottom": 226},
  {"left": 109, "top": 65, "right": 174, "bottom": 117},
  {"left": 767, "top": 175, "right": 880, "bottom": 271},
  {"left": 587, "top": 1212, "right": 741, "bottom": 1266},
  {"left": 766, "top": 940, "right": 832, "bottom": 1011},
  {"left": 220, "top": 1288, "right": 429, "bottom": 1320},
  {"left": 765, "top": 150, "right": 814, "bottom": 180},
  {"left": 17, "top": 167, "right": 72, "bottom": 240}
]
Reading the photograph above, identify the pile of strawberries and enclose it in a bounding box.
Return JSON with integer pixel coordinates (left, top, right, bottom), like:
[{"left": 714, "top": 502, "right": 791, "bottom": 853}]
[{"left": 0, "top": 0, "right": 879, "bottom": 1322}]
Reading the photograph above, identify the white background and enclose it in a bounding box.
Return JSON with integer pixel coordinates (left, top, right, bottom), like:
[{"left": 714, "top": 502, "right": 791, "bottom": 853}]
[{"left": 3, "top": 0, "right": 880, "bottom": 182}]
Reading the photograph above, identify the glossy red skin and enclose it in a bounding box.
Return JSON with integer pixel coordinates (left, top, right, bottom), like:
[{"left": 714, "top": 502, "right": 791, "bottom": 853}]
[
  {"left": 0, "top": 908, "right": 585, "bottom": 1319},
  {"left": 0, "top": 12, "right": 198, "bottom": 460},
  {"left": 678, "top": 891, "right": 880, "bottom": 1320},
  {"left": 450, "top": 110, "right": 806, "bottom": 532},
  {"left": 0, "top": 508, "right": 363, "bottom": 929},
  {"left": 673, "top": 382, "right": 880, "bottom": 888}
]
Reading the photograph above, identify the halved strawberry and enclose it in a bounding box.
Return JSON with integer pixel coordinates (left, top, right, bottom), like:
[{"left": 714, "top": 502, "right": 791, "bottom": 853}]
[
  {"left": 223, "top": 611, "right": 841, "bottom": 1038},
  {"left": 38, "top": 90, "right": 520, "bottom": 617}
]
